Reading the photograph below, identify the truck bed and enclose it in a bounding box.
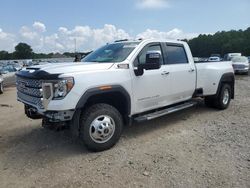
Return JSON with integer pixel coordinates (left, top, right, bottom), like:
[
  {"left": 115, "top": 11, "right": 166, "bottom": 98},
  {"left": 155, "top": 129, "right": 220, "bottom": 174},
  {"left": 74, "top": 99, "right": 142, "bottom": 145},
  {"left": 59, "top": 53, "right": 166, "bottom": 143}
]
[{"left": 195, "top": 61, "right": 233, "bottom": 96}]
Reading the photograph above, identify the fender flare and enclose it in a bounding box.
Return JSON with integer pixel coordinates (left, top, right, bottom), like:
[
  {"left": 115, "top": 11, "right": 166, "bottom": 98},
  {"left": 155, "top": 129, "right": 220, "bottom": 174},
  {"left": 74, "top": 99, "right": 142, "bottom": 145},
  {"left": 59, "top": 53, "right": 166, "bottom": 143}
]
[
  {"left": 70, "top": 85, "right": 131, "bottom": 137},
  {"left": 75, "top": 85, "right": 131, "bottom": 113},
  {"left": 216, "top": 72, "right": 235, "bottom": 99}
]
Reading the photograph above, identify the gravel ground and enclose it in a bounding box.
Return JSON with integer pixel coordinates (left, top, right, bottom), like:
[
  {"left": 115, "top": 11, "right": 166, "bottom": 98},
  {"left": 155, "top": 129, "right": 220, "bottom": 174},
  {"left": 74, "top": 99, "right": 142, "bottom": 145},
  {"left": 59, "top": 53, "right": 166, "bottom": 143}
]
[{"left": 0, "top": 75, "right": 249, "bottom": 188}]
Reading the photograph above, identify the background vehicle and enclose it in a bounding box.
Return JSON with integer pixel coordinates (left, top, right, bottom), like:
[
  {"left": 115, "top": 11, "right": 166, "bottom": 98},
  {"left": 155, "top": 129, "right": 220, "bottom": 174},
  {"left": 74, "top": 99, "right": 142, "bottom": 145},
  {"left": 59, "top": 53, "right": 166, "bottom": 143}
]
[
  {"left": 13, "top": 64, "right": 22, "bottom": 71},
  {"left": 3, "top": 65, "right": 17, "bottom": 72},
  {"left": 208, "top": 56, "right": 220, "bottom": 62},
  {"left": 0, "top": 65, "right": 17, "bottom": 79},
  {"left": 224, "top": 53, "right": 241, "bottom": 61},
  {"left": 0, "top": 64, "right": 19, "bottom": 87},
  {"left": 16, "top": 39, "right": 235, "bottom": 151},
  {"left": 231, "top": 56, "right": 249, "bottom": 74},
  {"left": 22, "top": 59, "right": 33, "bottom": 67},
  {"left": 193, "top": 57, "right": 199, "bottom": 61},
  {"left": 210, "top": 54, "right": 221, "bottom": 58}
]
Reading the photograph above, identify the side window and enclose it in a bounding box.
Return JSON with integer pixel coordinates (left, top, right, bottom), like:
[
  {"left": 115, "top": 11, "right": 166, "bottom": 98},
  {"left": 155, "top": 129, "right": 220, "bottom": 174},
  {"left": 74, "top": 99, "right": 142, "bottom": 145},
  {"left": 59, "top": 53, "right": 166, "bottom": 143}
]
[
  {"left": 165, "top": 44, "right": 188, "bottom": 64},
  {"left": 134, "top": 44, "right": 163, "bottom": 67}
]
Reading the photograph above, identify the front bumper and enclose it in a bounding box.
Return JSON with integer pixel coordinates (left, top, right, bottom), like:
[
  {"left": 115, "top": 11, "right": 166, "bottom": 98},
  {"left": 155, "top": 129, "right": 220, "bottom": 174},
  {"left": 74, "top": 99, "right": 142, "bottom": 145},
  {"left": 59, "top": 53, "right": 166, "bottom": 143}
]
[
  {"left": 234, "top": 69, "right": 249, "bottom": 73},
  {"left": 232, "top": 64, "right": 249, "bottom": 73},
  {"left": 25, "top": 105, "right": 75, "bottom": 122}
]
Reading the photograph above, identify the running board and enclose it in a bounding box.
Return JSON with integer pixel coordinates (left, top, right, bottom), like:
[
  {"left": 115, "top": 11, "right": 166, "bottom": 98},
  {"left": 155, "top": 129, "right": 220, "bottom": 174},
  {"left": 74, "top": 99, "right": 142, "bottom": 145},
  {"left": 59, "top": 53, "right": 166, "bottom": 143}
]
[{"left": 134, "top": 101, "right": 196, "bottom": 122}]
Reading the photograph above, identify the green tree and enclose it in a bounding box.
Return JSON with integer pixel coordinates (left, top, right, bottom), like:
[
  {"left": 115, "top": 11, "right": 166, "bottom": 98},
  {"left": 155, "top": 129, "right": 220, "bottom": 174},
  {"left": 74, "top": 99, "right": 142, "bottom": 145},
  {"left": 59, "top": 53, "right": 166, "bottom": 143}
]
[
  {"left": 0, "top": 51, "right": 12, "bottom": 60},
  {"left": 188, "top": 27, "right": 250, "bottom": 57},
  {"left": 13, "top": 43, "right": 33, "bottom": 59}
]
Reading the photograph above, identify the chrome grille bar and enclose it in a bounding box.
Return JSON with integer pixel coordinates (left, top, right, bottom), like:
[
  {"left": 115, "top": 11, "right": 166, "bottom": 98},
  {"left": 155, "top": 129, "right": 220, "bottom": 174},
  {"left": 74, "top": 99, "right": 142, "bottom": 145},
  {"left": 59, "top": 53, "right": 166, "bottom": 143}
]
[
  {"left": 17, "top": 91, "right": 44, "bottom": 109},
  {"left": 16, "top": 76, "right": 44, "bottom": 109}
]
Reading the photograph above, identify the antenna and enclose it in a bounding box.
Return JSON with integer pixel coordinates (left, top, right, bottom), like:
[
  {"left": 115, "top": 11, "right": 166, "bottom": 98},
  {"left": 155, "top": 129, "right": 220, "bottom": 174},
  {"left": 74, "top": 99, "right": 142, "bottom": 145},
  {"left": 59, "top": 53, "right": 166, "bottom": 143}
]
[{"left": 114, "top": 39, "right": 128, "bottom": 43}]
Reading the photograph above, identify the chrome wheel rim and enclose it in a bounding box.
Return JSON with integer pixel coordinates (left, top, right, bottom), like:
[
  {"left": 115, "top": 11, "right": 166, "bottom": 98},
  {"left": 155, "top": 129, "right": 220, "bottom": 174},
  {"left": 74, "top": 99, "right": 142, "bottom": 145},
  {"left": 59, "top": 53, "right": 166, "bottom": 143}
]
[
  {"left": 222, "top": 88, "right": 229, "bottom": 105},
  {"left": 89, "top": 115, "right": 115, "bottom": 143}
]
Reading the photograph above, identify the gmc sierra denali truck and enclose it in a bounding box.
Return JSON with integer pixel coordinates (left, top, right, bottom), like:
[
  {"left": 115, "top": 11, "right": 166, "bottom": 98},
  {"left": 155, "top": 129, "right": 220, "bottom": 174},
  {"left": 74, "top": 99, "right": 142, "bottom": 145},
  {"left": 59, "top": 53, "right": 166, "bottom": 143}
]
[{"left": 16, "top": 39, "right": 235, "bottom": 151}]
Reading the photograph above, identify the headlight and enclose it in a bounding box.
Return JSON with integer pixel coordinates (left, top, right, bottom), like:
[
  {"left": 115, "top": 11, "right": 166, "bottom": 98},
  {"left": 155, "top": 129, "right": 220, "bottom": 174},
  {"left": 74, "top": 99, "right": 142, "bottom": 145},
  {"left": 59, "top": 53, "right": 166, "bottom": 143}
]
[
  {"left": 53, "top": 77, "right": 74, "bottom": 99},
  {"left": 42, "top": 77, "right": 74, "bottom": 100}
]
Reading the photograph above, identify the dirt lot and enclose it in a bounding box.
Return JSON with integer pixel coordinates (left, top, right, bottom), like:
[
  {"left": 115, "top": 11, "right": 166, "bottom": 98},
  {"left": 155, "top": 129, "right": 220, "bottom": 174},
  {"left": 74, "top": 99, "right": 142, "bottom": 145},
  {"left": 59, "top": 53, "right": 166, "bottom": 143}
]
[{"left": 0, "top": 75, "right": 249, "bottom": 188}]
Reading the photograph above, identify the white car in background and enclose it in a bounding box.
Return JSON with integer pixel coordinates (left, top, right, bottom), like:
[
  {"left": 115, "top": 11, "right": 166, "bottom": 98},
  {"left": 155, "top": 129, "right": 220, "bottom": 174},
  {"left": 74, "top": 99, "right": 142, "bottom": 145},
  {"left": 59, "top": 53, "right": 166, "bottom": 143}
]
[
  {"left": 208, "top": 56, "right": 220, "bottom": 62},
  {"left": 231, "top": 56, "right": 249, "bottom": 74},
  {"left": 224, "top": 53, "right": 242, "bottom": 61}
]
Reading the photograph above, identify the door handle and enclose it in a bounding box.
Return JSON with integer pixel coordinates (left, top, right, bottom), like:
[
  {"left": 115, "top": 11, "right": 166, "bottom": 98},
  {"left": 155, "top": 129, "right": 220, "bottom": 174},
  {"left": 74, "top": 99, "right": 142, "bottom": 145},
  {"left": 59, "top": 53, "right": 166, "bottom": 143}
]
[
  {"left": 188, "top": 68, "right": 195, "bottom": 72},
  {"left": 161, "top": 71, "right": 170, "bottom": 75}
]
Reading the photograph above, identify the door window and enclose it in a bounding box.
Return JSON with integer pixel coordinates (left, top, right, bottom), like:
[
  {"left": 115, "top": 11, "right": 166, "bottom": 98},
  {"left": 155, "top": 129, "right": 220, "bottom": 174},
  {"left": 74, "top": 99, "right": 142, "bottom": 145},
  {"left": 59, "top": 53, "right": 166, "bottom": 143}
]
[
  {"left": 134, "top": 44, "right": 163, "bottom": 67},
  {"left": 165, "top": 44, "right": 188, "bottom": 64}
]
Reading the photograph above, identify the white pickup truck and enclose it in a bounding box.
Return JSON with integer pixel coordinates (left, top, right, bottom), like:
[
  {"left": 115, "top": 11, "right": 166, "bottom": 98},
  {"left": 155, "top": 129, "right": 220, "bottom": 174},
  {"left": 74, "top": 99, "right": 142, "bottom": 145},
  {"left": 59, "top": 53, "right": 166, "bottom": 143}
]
[{"left": 16, "top": 39, "right": 235, "bottom": 151}]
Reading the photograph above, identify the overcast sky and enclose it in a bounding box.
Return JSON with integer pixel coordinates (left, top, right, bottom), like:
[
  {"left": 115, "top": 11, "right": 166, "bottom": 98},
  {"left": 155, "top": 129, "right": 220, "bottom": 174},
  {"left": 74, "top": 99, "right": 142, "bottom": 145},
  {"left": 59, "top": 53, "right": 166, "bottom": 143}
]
[{"left": 0, "top": 0, "right": 249, "bottom": 53}]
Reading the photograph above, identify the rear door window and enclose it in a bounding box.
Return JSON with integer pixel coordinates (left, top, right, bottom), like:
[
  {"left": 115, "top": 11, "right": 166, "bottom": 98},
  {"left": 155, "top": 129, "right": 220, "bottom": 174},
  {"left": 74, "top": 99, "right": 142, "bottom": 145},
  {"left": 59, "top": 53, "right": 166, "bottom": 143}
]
[{"left": 165, "top": 44, "right": 188, "bottom": 64}]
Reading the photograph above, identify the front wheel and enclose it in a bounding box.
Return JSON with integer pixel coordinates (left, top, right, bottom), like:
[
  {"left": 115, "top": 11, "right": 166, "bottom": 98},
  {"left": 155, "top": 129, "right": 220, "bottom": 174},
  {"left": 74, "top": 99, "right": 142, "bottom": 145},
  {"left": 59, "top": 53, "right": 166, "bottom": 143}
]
[{"left": 80, "top": 103, "right": 123, "bottom": 152}]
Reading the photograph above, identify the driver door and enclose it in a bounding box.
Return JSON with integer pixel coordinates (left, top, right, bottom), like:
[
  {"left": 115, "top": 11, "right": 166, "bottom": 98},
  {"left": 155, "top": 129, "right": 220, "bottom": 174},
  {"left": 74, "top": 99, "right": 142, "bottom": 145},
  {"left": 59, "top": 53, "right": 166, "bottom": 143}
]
[{"left": 132, "top": 43, "right": 170, "bottom": 113}]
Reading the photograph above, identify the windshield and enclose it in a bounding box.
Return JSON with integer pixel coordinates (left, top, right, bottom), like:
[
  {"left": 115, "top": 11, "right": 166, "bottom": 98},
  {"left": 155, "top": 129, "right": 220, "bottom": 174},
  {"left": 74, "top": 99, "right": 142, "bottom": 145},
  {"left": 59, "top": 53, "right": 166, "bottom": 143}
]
[
  {"left": 82, "top": 42, "right": 139, "bottom": 63},
  {"left": 232, "top": 56, "right": 248, "bottom": 63}
]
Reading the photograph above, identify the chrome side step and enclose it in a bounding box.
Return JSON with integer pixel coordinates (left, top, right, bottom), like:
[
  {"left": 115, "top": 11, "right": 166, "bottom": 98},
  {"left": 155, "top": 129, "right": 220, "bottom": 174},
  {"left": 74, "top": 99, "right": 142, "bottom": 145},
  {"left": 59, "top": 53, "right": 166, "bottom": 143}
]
[{"left": 134, "top": 101, "right": 196, "bottom": 122}]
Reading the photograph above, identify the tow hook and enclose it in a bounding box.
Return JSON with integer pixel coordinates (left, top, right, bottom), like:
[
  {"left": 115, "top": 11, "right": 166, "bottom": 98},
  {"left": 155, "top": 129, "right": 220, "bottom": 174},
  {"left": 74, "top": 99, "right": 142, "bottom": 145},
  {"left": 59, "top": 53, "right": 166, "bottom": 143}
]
[{"left": 25, "top": 105, "right": 43, "bottom": 119}]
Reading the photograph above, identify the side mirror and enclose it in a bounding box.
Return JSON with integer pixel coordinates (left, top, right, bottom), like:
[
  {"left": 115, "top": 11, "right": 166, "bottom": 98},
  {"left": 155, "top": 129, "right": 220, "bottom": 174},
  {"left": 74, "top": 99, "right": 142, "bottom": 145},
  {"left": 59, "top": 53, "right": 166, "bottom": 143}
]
[
  {"left": 135, "top": 51, "right": 161, "bottom": 76},
  {"left": 145, "top": 50, "right": 161, "bottom": 69}
]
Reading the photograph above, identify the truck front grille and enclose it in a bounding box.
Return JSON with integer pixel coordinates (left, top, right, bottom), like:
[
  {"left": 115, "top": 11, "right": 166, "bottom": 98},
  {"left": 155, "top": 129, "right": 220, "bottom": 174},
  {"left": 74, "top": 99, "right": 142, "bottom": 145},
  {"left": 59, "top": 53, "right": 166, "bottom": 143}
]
[
  {"left": 17, "top": 91, "right": 44, "bottom": 109},
  {"left": 16, "top": 76, "right": 44, "bottom": 109},
  {"left": 233, "top": 64, "right": 246, "bottom": 69}
]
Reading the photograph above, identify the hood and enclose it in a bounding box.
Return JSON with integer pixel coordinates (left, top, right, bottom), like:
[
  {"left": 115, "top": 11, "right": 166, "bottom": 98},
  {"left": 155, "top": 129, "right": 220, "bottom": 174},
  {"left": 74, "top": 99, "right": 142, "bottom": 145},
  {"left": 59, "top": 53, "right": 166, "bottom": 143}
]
[
  {"left": 26, "top": 62, "right": 114, "bottom": 74},
  {"left": 232, "top": 61, "right": 249, "bottom": 66},
  {"left": 16, "top": 62, "right": 115, "bottom": 80}
]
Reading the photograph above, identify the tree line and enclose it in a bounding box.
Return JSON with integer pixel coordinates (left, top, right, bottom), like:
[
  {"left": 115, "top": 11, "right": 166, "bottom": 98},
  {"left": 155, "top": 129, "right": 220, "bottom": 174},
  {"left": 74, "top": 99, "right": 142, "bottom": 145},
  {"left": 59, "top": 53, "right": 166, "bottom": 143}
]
[
  {"left": 187, "top": 27, "right": 250, "bottom": 57},
  {"left": 0, "top": 27, "right": 250, "bottom": 60},
  {"left": 0, "top": 43, "right": 83, "bottom": 60}
]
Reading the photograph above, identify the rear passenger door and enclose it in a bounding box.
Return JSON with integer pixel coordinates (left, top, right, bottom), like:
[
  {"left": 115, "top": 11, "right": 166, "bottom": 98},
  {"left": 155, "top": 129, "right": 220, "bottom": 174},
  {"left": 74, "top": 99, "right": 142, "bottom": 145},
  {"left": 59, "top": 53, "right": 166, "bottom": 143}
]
[{"left": 163, "top": 43, "right": 196, "bottom": 104}]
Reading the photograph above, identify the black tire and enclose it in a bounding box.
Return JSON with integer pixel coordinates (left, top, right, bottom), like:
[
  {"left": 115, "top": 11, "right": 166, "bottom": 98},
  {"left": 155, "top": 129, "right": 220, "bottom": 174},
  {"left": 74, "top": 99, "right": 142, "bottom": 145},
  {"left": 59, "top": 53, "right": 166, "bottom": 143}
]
[
  {"left": 0, "top": 83, "right": 3, "bottom": 94},
  {"left": 213, "top": 84, "right": 231, "bottom": 110},
  {"left": 80, "top": 103, "right": 123, "bottom": 152}
]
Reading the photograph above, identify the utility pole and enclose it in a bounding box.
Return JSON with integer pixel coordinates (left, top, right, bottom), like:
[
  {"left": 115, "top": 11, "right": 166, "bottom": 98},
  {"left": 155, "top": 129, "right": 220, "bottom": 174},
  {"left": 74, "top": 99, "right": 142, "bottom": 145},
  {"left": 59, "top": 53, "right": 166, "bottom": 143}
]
[{"left": 74, "top": 38, "right": 77, "bottom": 53}]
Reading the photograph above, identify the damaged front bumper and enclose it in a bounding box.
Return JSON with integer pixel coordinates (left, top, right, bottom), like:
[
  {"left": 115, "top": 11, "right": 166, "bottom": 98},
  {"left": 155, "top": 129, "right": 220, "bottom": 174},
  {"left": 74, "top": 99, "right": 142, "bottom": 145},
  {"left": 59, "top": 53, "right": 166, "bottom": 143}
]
[{"left": 25, "top": 105, "right": 75, "bottom": 122}]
